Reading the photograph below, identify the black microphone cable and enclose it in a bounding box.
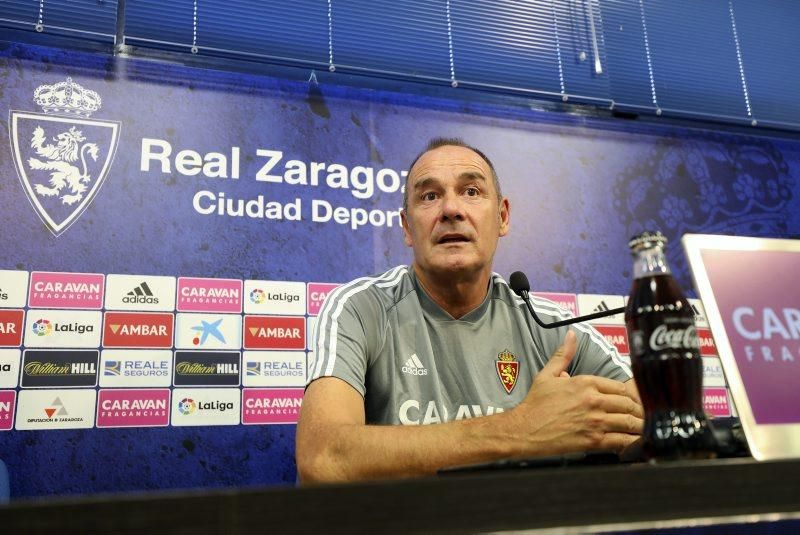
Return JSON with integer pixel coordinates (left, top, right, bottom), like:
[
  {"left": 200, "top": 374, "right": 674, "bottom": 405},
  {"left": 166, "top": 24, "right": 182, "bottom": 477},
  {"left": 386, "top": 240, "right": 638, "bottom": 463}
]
[{"left": 509, "top": 271, "right": 626, "bottom": 329}]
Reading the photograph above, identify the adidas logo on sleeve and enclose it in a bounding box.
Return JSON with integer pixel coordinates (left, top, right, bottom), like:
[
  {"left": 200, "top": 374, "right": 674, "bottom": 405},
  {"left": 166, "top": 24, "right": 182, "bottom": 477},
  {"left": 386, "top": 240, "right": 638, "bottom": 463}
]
[{"left": 401, "top": 354, "right": 428, "bottom": 376}]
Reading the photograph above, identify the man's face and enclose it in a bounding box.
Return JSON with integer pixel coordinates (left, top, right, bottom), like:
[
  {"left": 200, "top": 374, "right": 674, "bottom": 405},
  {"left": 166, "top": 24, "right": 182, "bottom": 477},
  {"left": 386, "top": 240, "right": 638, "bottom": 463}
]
[{"left": 402, "top": 145, "right": 510, "bottom": 280}]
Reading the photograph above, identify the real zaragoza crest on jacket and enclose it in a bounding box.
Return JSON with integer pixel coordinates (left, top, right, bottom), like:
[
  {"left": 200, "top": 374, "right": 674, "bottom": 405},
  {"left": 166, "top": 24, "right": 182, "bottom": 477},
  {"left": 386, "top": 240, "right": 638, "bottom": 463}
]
[{"left": 9, "top": 77, "right": 121, "bottom": 237}]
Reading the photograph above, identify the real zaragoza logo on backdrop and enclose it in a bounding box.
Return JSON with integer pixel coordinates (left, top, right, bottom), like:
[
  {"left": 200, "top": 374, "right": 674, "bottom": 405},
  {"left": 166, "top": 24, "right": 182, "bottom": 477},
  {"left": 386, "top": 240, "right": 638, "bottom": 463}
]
[{"left": 9, "top": 77, "right": 121, "bottom": 237}]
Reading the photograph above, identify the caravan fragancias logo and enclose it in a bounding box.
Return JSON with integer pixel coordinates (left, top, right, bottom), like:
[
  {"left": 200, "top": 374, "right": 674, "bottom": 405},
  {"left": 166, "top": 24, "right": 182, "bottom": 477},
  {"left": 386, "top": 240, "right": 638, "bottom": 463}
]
[{"left": 9, "top": 77, "right": 120, "bottom": 236}]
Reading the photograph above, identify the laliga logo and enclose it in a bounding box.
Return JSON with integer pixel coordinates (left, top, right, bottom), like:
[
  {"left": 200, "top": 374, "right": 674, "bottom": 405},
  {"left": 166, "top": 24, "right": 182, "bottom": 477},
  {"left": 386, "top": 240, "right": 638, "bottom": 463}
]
[
  {"left": 32, "top": 319, "right": 53, "bottom": 336},
  {"left": 9, "top": 77, "right": 121, "bottom": 236},
  {"left": 250, "top": 289, "right": 265, "bottom": 304},
  {"left": 178, "top": 397, "right": 197, "bottom": 415}
]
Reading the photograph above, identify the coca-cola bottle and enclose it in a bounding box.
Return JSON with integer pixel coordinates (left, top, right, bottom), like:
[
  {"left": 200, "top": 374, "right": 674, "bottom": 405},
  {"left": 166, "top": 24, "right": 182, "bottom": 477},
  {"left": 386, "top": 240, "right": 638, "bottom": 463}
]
[{"left": 624, "top": 231, "right": 716, "bottom": 459}]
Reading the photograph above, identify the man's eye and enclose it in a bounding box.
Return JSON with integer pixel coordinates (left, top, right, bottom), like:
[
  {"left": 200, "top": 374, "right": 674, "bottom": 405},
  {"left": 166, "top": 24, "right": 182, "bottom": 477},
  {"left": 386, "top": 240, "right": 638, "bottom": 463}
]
[
  {"left": 465, "top": 187, "right": 479, "bottom": 196},
  {"left": 422, "top": 192, "right": 438, "bottom": 201}
]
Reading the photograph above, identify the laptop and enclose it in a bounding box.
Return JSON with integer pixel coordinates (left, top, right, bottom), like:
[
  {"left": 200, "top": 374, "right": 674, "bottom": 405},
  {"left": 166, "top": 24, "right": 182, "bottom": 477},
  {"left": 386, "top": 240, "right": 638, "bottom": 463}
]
[{"left": 682, "top": 234, "right": 800, "bottom": 461}]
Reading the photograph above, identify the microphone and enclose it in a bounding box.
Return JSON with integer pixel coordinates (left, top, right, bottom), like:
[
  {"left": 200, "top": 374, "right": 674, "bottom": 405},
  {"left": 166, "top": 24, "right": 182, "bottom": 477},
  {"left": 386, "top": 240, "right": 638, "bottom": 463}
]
[{"left": 509, "top": 271, "right": 626, "bottom": 329}]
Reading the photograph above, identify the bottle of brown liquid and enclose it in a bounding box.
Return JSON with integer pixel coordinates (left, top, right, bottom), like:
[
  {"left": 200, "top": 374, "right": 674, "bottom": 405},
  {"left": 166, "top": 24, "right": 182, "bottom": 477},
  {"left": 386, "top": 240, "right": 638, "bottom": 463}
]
[{"left": 625, "top": 231, "right": 716, "bottom": 459}]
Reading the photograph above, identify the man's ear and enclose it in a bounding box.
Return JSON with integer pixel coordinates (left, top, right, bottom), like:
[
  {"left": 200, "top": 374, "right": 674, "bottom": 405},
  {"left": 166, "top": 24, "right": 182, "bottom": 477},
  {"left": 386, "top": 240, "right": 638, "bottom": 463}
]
[
  {"left": 401, "top": 209, "right": 414, "bottom": 247},
  {"left": 498, "top": 198, "right": 510, "bottom": 237}
]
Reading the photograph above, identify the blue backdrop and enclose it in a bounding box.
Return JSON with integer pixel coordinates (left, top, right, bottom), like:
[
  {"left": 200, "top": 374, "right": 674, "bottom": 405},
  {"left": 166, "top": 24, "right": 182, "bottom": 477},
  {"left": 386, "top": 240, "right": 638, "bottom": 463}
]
[{"left": 1, "top": 41, "right": 798, "bottom": 498}]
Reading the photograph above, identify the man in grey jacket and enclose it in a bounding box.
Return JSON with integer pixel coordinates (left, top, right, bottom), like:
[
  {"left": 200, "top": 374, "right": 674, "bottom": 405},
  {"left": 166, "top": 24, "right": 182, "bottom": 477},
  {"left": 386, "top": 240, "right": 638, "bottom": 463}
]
[{"left": 297, "top": 138, "right": 642, "bottom": 482}]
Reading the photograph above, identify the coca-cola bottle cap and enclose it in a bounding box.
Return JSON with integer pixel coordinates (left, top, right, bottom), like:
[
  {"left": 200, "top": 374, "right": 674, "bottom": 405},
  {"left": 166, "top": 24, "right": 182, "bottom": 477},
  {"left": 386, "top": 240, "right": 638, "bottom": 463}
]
[{"left": 628, "top": 231, "right": 667, "bottom": 252}]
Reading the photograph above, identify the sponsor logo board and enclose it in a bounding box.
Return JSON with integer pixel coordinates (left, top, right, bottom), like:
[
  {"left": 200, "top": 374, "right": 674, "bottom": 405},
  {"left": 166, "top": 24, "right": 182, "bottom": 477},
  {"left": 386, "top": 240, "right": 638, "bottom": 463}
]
[
  {"left": 243, "top": 315, "right": 305, "bottom": 350},
  {"left": 0, "top": 349, "right": 21, "bottom": 388},
  {"left": 703, "top": 387, "right": 732, "bottom": 417},
  {"left": 96, "top": 389, "right": 170, "bottom": 428},
  {"left": 15, "top": 389, "right": 96, "bottom": 430},
  {"left": 531, "top": 292, "right": 578, "bottom": 317},
  {"left": 577, "top": 294, "right": 625, "bottom": 325},
  {"left": 702, "top": 357, "right": 727, "bottom": 388},
  {"left": 176, "top": 277, "right": 242, "bottom": 313},
  {"left": 307, "top": 283, "right": 340, "bottom": 316},
  {"left": 243, "top": 351, "right": 305, "bottom": 387},
  {"left": 242, "top": 388, "right": 303, "bottom": 425},
  {"left": 244, "top": 280, "right": 305, "bottom": 315},
  {"left": 0, "top": 270, "right": 29, "bottom": 308},
  {"left": 175, "top": 313, "right": 241, "bottom": 350},
  {"left": 21, "top": 349, "right": 99, "bottom": 388},
  {"left": 103, "top": 312, "right": 174, "bottom": 348},
  {"left": 104, "top": 274, "right": 176, "bottom": 311},
  {"left": 307, "top": 316, "right": 317, "bottom": 350},
  {"left": 697, "top": 328, "right": 718, "bottom": 357},
  {"left": 28, "top": 272, "right": 104, "bottom": 309},
  {"left": 171, "top": 388, "right": 240, "bottom": 426},
  {"left": 99, "top": 350, "right": 172, "bottom": 387},
  {"left": 0, "top": 390, "right": 16, "bottom": 430},
  {"left": 688, "top": 298, "right": 709, "bottom": 328},
  {"left": 0, "top": 309, "right": 25, "bottom": 346},
  {"left": 173, "top": 351, "right": 241, "bottom": 386},
  {"left": 593, "top": 325, "right": 629, "bottom": 355},
  {"left": 23, "top": 309, "right": 102, "bottom": 348}
]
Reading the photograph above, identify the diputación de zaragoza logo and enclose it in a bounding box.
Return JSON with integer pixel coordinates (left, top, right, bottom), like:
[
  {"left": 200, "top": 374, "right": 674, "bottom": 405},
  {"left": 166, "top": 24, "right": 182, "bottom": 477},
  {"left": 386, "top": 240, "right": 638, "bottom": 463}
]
[{"left": 9, "top": 77, "right": 121, "bottom": 237}]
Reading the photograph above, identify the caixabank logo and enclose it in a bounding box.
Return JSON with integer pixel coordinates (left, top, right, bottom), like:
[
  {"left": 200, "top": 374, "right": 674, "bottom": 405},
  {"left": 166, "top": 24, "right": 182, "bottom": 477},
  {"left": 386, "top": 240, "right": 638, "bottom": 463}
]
[{"left": 9, "top": 77, "right": 120, "bottom": 237}]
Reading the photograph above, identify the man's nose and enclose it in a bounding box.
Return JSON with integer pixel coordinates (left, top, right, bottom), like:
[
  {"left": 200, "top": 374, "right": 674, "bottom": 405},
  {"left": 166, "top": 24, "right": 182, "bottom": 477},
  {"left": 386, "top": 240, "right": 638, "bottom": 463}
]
[{"left": 440, "top": 192, "right": 465, "bottom": 221}]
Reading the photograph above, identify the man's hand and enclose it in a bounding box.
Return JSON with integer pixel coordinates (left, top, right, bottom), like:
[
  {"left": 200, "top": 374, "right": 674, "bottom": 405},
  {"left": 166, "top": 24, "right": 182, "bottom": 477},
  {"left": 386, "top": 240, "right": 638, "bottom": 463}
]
[{"left": 504, "top": 330, "right": 644, "bottom": 455}]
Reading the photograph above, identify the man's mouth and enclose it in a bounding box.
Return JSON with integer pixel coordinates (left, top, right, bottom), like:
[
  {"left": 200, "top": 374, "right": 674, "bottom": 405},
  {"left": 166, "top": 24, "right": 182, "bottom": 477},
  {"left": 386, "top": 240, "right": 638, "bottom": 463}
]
[{"left": 437, "top": 234, "right": 471, "bottom": 244}]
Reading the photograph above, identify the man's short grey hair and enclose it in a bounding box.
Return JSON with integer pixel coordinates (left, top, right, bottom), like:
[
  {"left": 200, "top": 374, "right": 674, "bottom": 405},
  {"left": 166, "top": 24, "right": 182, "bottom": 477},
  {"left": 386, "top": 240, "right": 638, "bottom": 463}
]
[{"left": 403, "top": 137, "right": 502, "bottom": 212}]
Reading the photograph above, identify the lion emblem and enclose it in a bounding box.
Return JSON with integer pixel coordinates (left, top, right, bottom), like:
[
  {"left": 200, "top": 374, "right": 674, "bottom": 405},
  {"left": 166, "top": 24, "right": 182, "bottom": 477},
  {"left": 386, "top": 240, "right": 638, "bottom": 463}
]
[{"left": 27, "top": 126, "right": 100, "bottom": 206}]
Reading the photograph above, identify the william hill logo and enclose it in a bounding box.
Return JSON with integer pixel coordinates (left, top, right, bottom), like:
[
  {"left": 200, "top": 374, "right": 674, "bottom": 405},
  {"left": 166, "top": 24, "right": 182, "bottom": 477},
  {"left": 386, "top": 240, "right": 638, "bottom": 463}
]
[
  {"left": 173, "top": 351, "right": 240, "bottom": 386},
  {"left": 24, "top": 361, "right": 96, "bottom": 376},
  {"left": 21, "top": 349, "right": 99, "bottom": 388},
  {"left": 175, "top": 362, "right": 239, "bottom": 375},
  {"left": 102, "top": 312, "right": 173, "bottom": 348}
]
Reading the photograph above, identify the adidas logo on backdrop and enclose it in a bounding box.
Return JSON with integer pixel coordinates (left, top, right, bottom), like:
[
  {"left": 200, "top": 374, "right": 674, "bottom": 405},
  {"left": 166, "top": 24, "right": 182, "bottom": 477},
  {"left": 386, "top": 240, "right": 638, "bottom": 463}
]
[
  {"left": 122, "top": 282, "right": 159, "bottom": 305},
  {"left": 402, "top": 354, "right": 428, "bottom": 376}
]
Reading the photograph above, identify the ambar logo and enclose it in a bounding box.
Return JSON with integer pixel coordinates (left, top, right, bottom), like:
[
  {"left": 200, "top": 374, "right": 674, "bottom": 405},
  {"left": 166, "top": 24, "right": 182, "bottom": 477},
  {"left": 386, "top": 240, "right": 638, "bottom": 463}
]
[
  {"left": 593, "top": 325, "right": 630, "bottom": 355},
  {"left": 697, "top": 328, "right": 718, "bottom": 357},
  {"left": 0, "top": 309, "right": 24, "bottom": 346},
  {"left": 103, "top": 312, "right": 174, "bottom": 348},
  {"left": 244, "top": 316, "right": 305, "bottom": 350},
  {"left": 28, "top": 272, "right": 104, "bottom": 309}
]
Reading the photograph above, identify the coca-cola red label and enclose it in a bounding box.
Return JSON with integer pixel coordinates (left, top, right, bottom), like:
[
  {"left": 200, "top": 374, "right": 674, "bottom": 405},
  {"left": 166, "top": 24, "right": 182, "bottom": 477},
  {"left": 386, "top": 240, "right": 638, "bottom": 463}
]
[{"left": 649, "top": 324, "right": 700, "bottom": 352}]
